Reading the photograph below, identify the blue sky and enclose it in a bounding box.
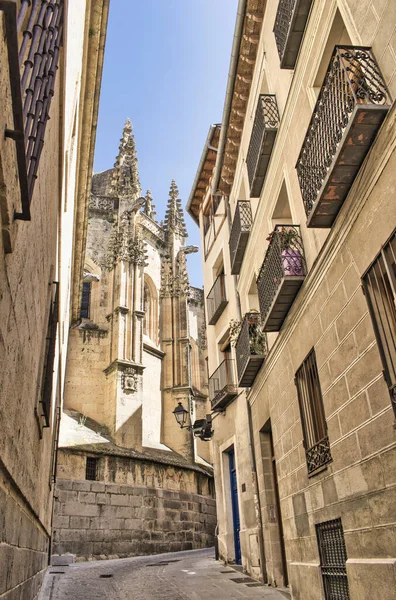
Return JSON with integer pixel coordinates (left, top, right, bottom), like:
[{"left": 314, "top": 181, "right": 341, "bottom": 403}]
[{"left": 93, "top": 0, "right": 238, "bottom": 287}]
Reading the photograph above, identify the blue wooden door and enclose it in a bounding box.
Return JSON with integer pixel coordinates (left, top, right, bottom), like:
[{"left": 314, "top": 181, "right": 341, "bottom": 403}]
[{"left": 229, "top": 450, "right": 241, "bottom": 564}]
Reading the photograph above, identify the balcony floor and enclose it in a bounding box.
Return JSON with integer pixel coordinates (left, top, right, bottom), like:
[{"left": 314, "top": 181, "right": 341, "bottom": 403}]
[
  {"left": 263, "top": 275, "right": 305, "bottom": 332},
  {"left": 211, "top": 386, "right": 238, "bottom": 412},
  {"left": 208, "top": 299, "right": 228, "bottom": 325},
  {"left": 238, "top": 356, "right": 266, "bottom": 387},
  {"left": 307, "top": 104, "right": 389, "bottom": 228},
  {"left": 231, "top": 230, "right": 250, "bottom": 275},
  {"left": 280, "top": 0, "right": 313, "bottom": 69}
]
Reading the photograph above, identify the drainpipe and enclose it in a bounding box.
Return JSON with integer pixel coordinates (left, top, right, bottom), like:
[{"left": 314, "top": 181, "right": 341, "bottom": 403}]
[{"left": 227, "top": 196, "right": 267, "bottom": 582}]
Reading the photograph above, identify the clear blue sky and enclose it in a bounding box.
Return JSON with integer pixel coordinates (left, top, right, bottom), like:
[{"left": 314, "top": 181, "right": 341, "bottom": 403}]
[{"left": 93, "top": 0, "right": 238, "bottom": 287}]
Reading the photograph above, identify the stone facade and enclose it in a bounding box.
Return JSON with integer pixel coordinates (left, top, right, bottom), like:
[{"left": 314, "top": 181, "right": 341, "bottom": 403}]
[
  {"left": 0, "top": 1, "right": 109, "bottom": 598},
  {"left": 55, "top": 120, "right": 214, "bottom": 561},
  {"left": 188, "top": 0, "right": 396, "bottom": 598},
  {"left": 53, "top": 460, "right": 216, "bottom": 561}
]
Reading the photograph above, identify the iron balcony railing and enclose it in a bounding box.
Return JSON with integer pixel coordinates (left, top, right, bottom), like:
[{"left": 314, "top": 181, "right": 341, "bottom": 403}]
[
  {"left": 209, "top": 359, "right": 238, "bottom": 411},
  {"left": 274, "top": 0, "right": 313, "bottom": 69},
  {"left": 229, "top": 201, "right": 253, "bottom": 275},
  {"left": 235, "top": 312, "right": 268, "bottom": 387},
  {"left": 257, "top": 225, "right": 306, "bottom": 331},
  {"left": 1, "top": 0, "right": 64, "bottom": 220},
  {"left": 206, "top": 273, "right": 227, "bottom": 325},
  {"left": 297, "top": 46, "right": 392, "bottom": 228},
  {"left": 246, "top": 95, "right": 280, "bottom": 197}
]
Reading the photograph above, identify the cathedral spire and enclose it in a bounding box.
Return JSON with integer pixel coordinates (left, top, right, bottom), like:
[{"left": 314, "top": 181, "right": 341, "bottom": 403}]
[
  {"left": 164, "top": 180, "right": 187, "bottom": 238},
  {"left": 143, "top": 189, "right": 156, "bottom": 221},
  {"left": 112, "top": 119, "right": 141, "bottom": 199}
]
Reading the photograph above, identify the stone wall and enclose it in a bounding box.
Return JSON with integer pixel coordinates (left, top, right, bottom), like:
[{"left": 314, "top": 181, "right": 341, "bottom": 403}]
[{"left": 52, "top": 479, "right": 216, "bottom": 561}]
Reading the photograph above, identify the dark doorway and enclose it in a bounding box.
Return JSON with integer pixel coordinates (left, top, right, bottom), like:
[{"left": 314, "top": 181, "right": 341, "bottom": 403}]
[{"left": 228, "top": 449, "right": 241, "bottom": 564}]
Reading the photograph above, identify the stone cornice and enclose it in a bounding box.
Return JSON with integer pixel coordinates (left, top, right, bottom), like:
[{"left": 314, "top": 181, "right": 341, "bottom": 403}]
[
  {"left": 143, "top": 343, "right": 166, "bottom": 359},
  {"left": 104, "top": 359, "right": 145, "bottom": 376},
  {"left": 247, "top": 103, "right": 396, "bottom": 407}
]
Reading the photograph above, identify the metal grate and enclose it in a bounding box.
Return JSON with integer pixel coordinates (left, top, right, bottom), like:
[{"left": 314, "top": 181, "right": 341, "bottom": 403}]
[
  {"left": 85, "top": 457, "right": 98, "bottom": 481},
  {"left": 295, "top": 349, "right": 331, "bottom": 475},
  {"left": 235, "top": 312, "right": 268, "bottom": 385},
  {"left": 296, "top": 46, "right": 392, "bottom": 219},
  {"left": 316, "top": 519, "right": 350, "bottom": 599},
  {"left": 229, "top": 201, "right": 252, "bottom": 274},
  {"left": 273, "top": 0, "right": 296, "bottom": 64},
  {"left": 208, "top": 359, "right": 237, "bottom": 409},
  {"left": 363, "top": 230, "right": 396, "bottom": 417},
  {"left": 257, "top": 225, "right": 306, "bottom": 327},
  {"left": 206, "top": 273, "right": 227, "bottom": 325},
  {"left": 246, "top": 95, "right": 280, "bottom": 196}
]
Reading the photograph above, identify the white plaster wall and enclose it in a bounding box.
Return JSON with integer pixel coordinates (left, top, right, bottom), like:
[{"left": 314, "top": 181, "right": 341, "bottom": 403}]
[
  {"left": 59, "top": 0, "right": 89, "bottom": 409},
  {"left": 142, "top": 348, "right": 169, "bottom": 450}
]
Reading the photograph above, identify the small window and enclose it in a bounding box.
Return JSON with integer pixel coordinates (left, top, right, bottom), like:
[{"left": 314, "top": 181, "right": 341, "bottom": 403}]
[
  {"left": 316, "top": 518, "right": 350, "bottom": 599},
  {"left": 295, "top": 349, "right": 331, "bottom": 476},
  {"left": 363, "top": 231, "right": 396, "bottom": 415},
  {"left": 41, "top": 282, "right": 59, "bottom": 427},
  {"left": 80, "top": 282, "right": 91, "bottom": 319},
  {"left": 85, "top": 457, "right": 98, "bottom": 481}
]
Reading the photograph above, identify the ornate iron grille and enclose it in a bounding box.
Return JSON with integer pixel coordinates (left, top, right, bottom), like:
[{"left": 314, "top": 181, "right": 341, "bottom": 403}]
[
  {"left": 229, "top": 201, "right": 252, "bottom": 274},
  {"left": 273, "top": 0, "right": 296, "bottom": 64},
  {"left": 206, "top": 273, "right": 227, "bottom": 325},
  {"left": 295, "top": 349, "right": 332, "bottom": 476},
  {"left": 257, "top": 225, "right": 306, "bottom": 324},
  {"left": 2, "top": 0, "right": 64, "bottom": 219},
  {"left": 208, "top": 359, "right": 237, "bottom": 408},
  {"left": 246, "top": 95, "right": 280, "bottom": 193},
  {"left": 297, "top": 46, "right": 392, "bottom": 218},
  {"left": 316, "top": 519, "right": 350, "bottom": 599},
  {"left": 235, "top": 312, "right": 268, "bottom": 384},
  {"left": 85, "top": 457, "right": 98, "bottom": 481},
  {"left": 363, "top": 230, "right": 396, "bottom": 417}
]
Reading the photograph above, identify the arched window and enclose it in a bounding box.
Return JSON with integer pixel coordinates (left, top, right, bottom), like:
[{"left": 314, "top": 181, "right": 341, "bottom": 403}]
[{"left": 142, "top": 275, "right": 158, "bottom": 343}]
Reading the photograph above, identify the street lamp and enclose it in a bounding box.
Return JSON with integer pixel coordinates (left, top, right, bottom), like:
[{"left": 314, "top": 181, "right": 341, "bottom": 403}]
[{"left": 172, "top": 401, "right": 191, "bottom": 429}]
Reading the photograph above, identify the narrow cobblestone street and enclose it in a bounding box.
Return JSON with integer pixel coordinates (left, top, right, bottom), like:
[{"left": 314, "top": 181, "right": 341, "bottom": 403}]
[{"left": 40, "top": 548, "right": 289, "bottom": 600}]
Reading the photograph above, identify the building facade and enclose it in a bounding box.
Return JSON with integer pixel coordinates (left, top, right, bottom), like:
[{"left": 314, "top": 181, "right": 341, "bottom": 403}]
[
  {"left": 0, "top": 0, "right": 109, "bottom": 597},
  {"left": 52, "top": 121, "right": 215, "bottom": 561},
  {"left": 188, "top": 0, "right": 396, "bottom": 598}
]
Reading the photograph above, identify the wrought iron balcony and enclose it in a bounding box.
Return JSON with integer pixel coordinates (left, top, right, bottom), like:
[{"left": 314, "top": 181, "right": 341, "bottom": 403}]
[
  {"left": 209, "top": 359, "right": 238, "bottom": 411},
  {"left": 246, "top": 95, "right": 280, "bottom": 197},
  {"left": 257, "top": 225, "right": 306, "bottom": 332},
  {"left": 297, "top": 46, "right": 392, "bottom": 228},
  {"left": 235, "top": 313, "right": 268, "bottom": 387},
  {"left": 274, "top": 0, "right": 313, "bottom": 69},
  {"left": 0, "top": 0, "right": 64, "bottom": 220},
  {"left": 229, "top": 201, "right": 253, "bottom": 275},
  {"left": 206, "top": 274, "right": 227, "bottom": 325}
]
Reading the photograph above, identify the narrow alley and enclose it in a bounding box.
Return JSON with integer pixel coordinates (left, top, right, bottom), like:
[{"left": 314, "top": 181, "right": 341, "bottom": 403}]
[{"left": 39, "top": 549, "right": 289, "bottom": 600}]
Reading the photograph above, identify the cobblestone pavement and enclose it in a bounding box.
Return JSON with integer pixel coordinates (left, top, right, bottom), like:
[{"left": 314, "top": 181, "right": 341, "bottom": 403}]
[{"left": 40, "top": 548, "right": 290, "bottom": 600}]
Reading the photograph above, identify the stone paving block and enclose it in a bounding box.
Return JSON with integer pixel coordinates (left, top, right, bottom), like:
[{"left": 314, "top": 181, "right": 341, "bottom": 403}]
[
  {"left": 90, "top": 482, "right": 106, "bottom": 493},
  {"left": 72, "top": 481, "right": 91, "bottom": 492}
]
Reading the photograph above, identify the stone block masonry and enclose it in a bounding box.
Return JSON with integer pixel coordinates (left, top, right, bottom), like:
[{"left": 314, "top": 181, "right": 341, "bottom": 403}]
[{"left": 52, "top": 480, "right": 216, "bottom": 561}]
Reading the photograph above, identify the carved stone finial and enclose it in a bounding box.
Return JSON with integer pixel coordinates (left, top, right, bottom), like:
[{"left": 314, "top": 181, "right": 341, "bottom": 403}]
[
  {"left": 143, "top": 189, "right": 156, "bottom": 220},
  {"left": 163, "top": 179, "right": 188, "bottom": 238},
  {"left": 111, "top": 119, "right": 141, "bottom": 199}
]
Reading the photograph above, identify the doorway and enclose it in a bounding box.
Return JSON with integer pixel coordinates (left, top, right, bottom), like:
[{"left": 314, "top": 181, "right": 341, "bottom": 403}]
[
  {"left": 260, "top": 421, "right": 288, "bottom": 586},
  {"left": 228, "top": 449, "right": 242, "bottom": 564}
]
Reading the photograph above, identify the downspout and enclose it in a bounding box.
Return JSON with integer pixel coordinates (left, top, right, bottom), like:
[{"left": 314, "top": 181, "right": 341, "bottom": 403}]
[
  {"left": 227, "top": 195, "right": 267, "bottom": 582},
  {"left": 212, "top": 0, "right": 247, "bottom": 195}
]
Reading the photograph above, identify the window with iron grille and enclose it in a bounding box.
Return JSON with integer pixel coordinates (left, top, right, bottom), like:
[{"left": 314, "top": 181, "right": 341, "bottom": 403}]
[
  {"left": 316, "top": 518, "right": 350, "bottom": 600},
  {"left": 295, "top": 349, "right": 331, "bottom": 476},
  {"left": 41, "top": 282, "right": 59, "bottom": 427},
  {"left": 80, "top": 282, "right": 91, "bottom": 319},
  {"left": 86, "top": 457, "right": 98, "bottom": 481},
  {"left": 362, "top": 230, "right": 396, "bottom": 417}
]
